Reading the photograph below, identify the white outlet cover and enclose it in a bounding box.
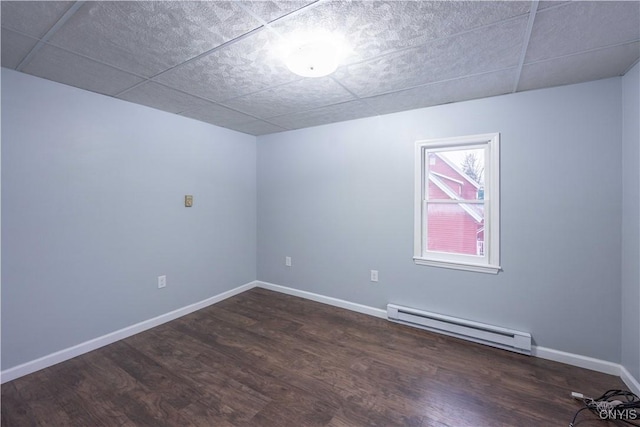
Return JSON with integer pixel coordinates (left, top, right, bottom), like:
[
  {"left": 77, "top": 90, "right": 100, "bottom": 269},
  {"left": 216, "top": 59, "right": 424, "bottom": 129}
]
[{"left": 158, "top": 275, "right": 167, "bottom": 288}]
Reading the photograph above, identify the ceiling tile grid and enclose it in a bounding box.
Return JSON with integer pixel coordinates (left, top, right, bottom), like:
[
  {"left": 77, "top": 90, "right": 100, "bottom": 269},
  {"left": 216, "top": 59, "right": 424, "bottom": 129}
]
[{"left": 1, "top": 1, "right": 639, "bottom": 136}]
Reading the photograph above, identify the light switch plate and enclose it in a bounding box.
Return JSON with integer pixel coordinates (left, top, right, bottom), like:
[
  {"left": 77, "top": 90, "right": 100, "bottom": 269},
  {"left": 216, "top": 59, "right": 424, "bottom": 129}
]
[{"left": 185, "top": 195, "right": 193, "bottom": 207}]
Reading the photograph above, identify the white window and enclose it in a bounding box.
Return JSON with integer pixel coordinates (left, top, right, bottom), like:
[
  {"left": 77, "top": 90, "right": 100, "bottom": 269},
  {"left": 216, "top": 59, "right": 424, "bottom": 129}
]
[{"left": 414, "top": 133, "right": 500, "bottom": 274}]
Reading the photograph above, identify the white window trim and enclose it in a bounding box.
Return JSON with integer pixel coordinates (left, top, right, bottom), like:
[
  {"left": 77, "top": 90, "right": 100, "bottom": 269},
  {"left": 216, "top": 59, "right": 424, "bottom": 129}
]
[{"left": 413, "top": 133, "right": 501, "bottom": 274}]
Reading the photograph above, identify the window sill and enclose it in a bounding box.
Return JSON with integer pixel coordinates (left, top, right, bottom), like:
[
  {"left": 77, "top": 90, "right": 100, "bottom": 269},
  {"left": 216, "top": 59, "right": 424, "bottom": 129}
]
[{"left": 413, "top": 257, "right": 501, "bottom": 274}]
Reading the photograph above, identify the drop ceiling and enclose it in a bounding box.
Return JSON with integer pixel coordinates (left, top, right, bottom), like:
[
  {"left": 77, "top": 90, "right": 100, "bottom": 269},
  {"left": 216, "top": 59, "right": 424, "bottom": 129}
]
[{"left": 2, "top": 1, "right": 639, "bottom": 136}]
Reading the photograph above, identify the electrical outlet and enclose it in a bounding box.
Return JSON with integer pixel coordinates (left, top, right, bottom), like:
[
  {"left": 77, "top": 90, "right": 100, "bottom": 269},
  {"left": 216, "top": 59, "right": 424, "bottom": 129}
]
[
  {"left": 370, "top": 270, "right": 379, "bottom": 282},
  {"left": 285, "top": 256, "right": 292, "bottom": 267},
  {"left": 185, "top": 195, "right": 193, "bottom": 207},
  {"left": 158, "top": 275, "right": 167, "bottom": 289}
]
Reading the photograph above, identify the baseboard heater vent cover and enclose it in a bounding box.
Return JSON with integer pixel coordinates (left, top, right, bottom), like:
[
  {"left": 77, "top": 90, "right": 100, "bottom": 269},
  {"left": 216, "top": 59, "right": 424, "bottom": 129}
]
[{"left": 387, "top": 303, "right": 531, "bottom": 355}]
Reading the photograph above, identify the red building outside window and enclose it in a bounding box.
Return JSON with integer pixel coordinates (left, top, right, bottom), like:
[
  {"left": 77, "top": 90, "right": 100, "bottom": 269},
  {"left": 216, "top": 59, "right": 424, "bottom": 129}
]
[{"left": 426, "top": 151, "right": 484, "bottom": 257}]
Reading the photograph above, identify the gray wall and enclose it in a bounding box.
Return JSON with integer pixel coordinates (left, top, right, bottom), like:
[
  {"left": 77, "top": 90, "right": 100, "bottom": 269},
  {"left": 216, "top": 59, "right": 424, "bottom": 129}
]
[
  {"left": 257, "top": 78, "right": 623, "bottom": 363},
  {"left": 622, "top": 61, "right": 640, "bottom": 381},
  {"left": 2, "top": 65, "right": 633, "bottom": 372},
  {"left": 1, "top": 69, "right": 257, "bottom": 370}
]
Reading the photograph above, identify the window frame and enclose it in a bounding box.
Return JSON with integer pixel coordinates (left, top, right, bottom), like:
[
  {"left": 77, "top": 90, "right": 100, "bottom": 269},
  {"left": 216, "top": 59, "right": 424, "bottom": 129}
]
[{"left": 413, "top": 133, "right": 501, "bottom": 274}]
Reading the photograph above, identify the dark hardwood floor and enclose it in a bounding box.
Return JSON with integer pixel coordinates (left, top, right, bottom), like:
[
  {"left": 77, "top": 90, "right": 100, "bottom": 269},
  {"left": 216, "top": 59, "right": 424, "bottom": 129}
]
[{"left": 1, "top": 288, "right": 630, "bottom": 426}]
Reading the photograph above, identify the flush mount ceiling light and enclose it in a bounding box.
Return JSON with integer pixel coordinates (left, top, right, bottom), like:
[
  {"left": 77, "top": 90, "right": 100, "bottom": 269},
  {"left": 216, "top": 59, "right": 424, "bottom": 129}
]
[{"left": 284, "top": 33, "right": 348, "bottom": 78}]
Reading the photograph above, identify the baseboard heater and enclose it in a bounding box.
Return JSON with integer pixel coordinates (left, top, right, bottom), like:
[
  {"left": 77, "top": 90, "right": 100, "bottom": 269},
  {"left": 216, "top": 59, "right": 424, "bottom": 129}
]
[{"left": 387, "top": 304, "right": 531, "bottom": 355}]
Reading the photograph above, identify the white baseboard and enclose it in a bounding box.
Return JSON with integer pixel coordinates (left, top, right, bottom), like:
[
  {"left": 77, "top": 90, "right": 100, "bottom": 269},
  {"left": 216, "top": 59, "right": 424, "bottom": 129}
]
[
  {"left": 0, "top": 281, "right": 258, "bottom": 384},
  {"left": 256, "top": 281, "right": 387, "bottom": 319},
  {"left": 621, "top": 365, "right": 640, "bottom": 395},
  {"left": 532, "top": 346, "right": 621, "bottom": 376},
  {"left": 4, "top": 279, "right": 638, "bottom": 395}
]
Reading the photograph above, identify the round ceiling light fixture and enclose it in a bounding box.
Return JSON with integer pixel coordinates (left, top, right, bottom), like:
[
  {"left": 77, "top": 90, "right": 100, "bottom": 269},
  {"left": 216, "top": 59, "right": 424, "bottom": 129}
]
[{"left": 284, "top": 33, "right": 347, "bottom": 78}]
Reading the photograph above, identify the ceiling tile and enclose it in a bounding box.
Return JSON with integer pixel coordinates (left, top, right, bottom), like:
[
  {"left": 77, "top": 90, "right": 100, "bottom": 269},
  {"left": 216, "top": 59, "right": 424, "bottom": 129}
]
[
  {"left": 222, "top": 77, "right": 356, "bottom": 118},
  {"left": 48, "top": 1, "right": 262, "bottom": 77},
  {"left": 267, "top": 100, "right": 379, "bottom": 130},
  {"left": 1, "top": 29, "right": 38, "bottom": 69},
  {"left": 269, "top": 1, "right": 530, "bottom": 65},
  {"left": 23, "top": 45, "right": 144, "bottom": 96},
  {"left": 179, "top": 103, "right": 259, "bottom": 127},
  {"left": 334, "top": 18, "right": 527, "bottom": 98},
  {"left": 518, "top": 42, "right": 640, "bottom": 91},
  {"left": 238, "top": 1, "right": 313, "bottom": 23},
  {"left": 117, "top": 82, "right": 213, "bottom": 114},
  {"left": 1, "top": 1, "right": 72, "bottom": 38},
  {"left": 224, "top": 120, "right": 288, "bottom": 136},
  {"left": 155, "top": 29, "right": 299, "bottom": 102},
  {"left": 525, "top": 1, "right": 640, "bottom": 63},
  {"left": 362, "top": 69, "right": 517, "bottom": 116}
]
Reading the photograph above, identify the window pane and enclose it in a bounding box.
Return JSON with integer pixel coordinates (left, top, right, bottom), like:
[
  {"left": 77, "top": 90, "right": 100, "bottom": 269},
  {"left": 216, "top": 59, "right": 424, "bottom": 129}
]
[
  {"left": 427, "top": 148, "right": 484, "bottom": 201},
  {"left": 426, "top": 203, "right": 485, "bottom": 256}
]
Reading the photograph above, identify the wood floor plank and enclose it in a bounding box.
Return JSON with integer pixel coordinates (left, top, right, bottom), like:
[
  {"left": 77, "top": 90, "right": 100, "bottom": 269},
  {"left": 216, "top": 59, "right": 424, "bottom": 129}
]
[
  {"left": 125, "top": 329, "right": 271, "bottom": 424},
  {"left": 195, "top": 304, "right": 444, "bottom": 424},
  {"left": 1, "top": 288, "right": 630, "bottom": 426},
  {"left": 0, "top": 382, "right": 36, "bottom": 427}
]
